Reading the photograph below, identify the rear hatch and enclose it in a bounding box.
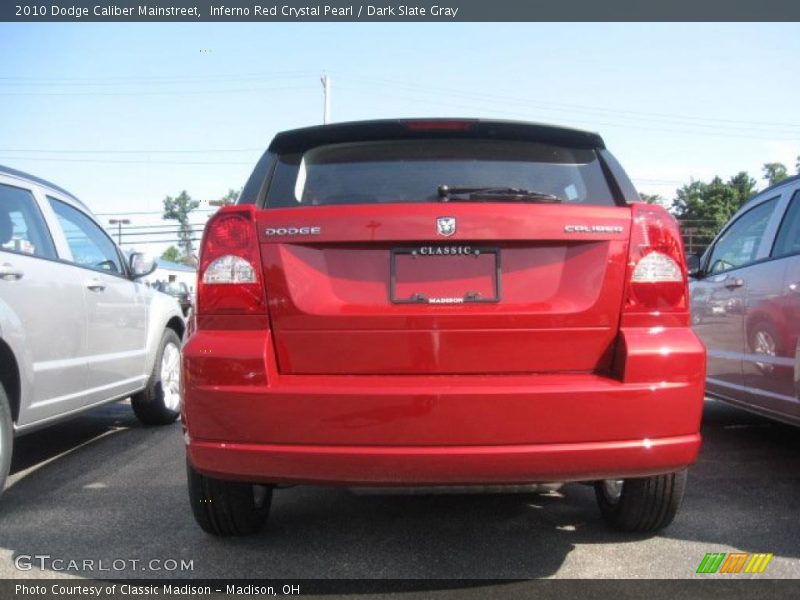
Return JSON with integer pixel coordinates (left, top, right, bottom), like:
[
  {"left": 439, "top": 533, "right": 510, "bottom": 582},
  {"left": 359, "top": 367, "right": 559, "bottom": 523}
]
[{"left": 256, "top": 120, "right": 632, "bottom": 375}]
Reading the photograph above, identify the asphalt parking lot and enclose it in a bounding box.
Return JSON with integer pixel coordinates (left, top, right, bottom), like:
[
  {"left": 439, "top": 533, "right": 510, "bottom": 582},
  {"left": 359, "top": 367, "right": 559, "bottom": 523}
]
[{"left": 0, "top": 398, "right": 798, "bottom": 580}]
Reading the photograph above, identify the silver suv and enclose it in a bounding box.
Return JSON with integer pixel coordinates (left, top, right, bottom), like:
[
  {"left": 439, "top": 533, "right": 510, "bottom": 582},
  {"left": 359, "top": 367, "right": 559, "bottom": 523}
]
[
  {"left": 690, "top": 175, "right": 800, "bottom": 425},
  {"left": 0, "top": 165, "right": 186, "bottom": 496}
]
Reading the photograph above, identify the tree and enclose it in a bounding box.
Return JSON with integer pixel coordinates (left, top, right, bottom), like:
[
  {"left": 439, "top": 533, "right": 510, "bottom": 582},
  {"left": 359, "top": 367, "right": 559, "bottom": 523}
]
[
  {"left": 163, "top": 190, "right": 199, "bottom": 265},
  {"left": 727, "top": 171, "right": 758, "bottom": 205},
  {"left": 161, "top": 246, "right": 181, "bottom": 263},
  {"left": 671, "top": 172, "right": 756, "bottom": 255},
  {"left": 220, "top": 188, "right": 240, "bottom": 205},
  {"left": 208, "top": 188, "right": 242, "bottom": 208},
  {"left": 796, "top": 155, "right": 800, "bottom": 175},
  {"left": 762, "top": 162, "right": 788, "bottom": 186}
]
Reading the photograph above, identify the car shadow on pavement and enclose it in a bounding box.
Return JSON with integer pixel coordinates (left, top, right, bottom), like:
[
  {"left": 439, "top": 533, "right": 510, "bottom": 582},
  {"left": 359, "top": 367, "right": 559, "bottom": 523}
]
[
  {"left": 0, "top": 398, "right": 798, "bottom": 580},
  {"left": 8, "top": 401, "right": 139, "bottom": 477},
  {"left": 657, "top": 398, "right": 800, "bottom": 563}
]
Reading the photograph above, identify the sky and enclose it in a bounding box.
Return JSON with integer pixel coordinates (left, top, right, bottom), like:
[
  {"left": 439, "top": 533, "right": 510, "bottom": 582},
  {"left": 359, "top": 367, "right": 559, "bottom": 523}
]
[{"left": 1, "top": 22, "right": 799, "bottom": 254}]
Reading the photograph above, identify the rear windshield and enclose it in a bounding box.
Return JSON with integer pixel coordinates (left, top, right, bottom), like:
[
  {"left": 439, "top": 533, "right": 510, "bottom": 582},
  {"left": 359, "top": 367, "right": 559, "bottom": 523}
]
[{"left": 265, "top": 139, "right": 618, "bottom": 207}]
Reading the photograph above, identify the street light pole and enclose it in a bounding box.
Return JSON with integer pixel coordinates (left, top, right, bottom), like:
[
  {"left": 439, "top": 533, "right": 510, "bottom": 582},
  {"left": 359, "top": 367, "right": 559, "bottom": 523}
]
[{"left": 108, "top": 218, "right": 131, "bottom": 245}]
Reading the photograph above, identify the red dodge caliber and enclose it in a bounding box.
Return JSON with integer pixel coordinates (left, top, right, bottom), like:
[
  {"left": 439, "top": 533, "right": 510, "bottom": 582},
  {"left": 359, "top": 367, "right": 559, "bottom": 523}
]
[{"left": 181, "top": 119, "right": 705, "bottom": 536}]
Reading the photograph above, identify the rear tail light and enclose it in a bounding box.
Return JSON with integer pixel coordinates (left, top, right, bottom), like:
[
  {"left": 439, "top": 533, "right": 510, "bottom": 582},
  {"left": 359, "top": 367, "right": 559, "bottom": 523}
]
[
  {"left": 204, "top": 255, "right": 256, "bottom": 284},
  {"left": 631, "top": 252, "right": 683, "bottom": 283},
  {"left": 623, "top": 203, "right": 688, "bottom": 326},
  {"left": 197, "top": 206, "right": 265, "bottom": 315}
]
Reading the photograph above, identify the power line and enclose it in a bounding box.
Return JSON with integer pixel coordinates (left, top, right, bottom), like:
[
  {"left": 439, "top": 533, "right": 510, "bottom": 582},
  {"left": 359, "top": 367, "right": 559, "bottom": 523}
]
[
  {"left": 347, "top": 76, "right": 800, "bottom": 132},
  {"left": 95, "top": 209, "right": 216, "bottom": 216},
  {"left": 0, "top": 84, "right": 316, "bottom": 97},
  {"left": 112, "top": 230, "right": 202, "bottom": 237},
  {"left": 0, "top": 148, "right": 263, "bottom": 154},
  {"left": 0, "top": 69, "right": 317, "bottom": 83},
  {"left": 106, "top": 222, "right": 210, "bottom": 230},
  {"left": 121, "top": 239, "right": 202, "bottom": 245},
  {"left": 0, "top": 156, "right": 253, "bottom": 165},
  {"left": 339, "top": 86, "right": 800, "bottom": 142},
  {"left": 633, "top": 178, "right": 685, "bottom": 185}
]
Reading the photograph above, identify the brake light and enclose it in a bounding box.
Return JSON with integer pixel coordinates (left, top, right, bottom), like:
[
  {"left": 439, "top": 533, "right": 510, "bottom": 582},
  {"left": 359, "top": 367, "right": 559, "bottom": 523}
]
[
  {"left": 197, "top": 206, "right": 265, "bottom": 315},
  {"left": 401, "top": 119, "right": 475, "bottom": 131},
  {"left": 623, "top": 203, "right": 688, "bottom": 326}
]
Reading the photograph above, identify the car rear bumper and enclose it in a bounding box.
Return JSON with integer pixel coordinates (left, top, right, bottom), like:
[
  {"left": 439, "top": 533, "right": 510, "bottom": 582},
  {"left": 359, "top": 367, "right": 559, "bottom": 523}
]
[
  {"left": 187, "top": 435, "right": 701, "bottom": 485},
  {"left": 182, "top": 324, "right": 706, "bottom": 485}
]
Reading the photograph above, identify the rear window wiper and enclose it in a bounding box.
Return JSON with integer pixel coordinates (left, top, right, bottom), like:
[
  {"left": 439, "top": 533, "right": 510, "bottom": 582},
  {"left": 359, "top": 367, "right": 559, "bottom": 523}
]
[{"left": 437, "top": 185, "right": 561, "bottom": 203}]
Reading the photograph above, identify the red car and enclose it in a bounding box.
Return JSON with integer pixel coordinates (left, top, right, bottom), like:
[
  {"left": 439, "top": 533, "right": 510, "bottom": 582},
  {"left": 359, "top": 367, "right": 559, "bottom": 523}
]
[{"left": 181, "top": 119, "right": 705, "bottom": 536}]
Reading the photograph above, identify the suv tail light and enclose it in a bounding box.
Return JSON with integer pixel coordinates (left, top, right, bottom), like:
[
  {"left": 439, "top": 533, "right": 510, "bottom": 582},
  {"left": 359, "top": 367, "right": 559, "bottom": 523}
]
[
  {"left": 197, "top": 205, "right": 266, "bottom": 315},
  {"left": 622, "top": 203, "right": 688, "bottom": 326}
]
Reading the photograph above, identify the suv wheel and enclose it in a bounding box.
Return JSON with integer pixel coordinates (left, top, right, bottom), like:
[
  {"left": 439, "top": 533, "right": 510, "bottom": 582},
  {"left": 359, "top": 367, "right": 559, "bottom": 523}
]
[
  {"left": 132, "top": 329, "right": 182, "bottom": 425},
  {"left": 187, "top": 461, "right": 272, "bottom": 536},
  {"left": 0, "top": 385, "right": 12, "bottom": 497},
  {"left": 595, "top": 470, "right": 687, "bottom": 532}
]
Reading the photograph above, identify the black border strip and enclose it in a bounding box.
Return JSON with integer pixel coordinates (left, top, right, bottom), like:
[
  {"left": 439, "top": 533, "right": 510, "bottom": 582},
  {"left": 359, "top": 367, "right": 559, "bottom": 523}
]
[
  {"left": 2, "top": 578, "right": 795, "bottom": 599},
  {"left": 3, "top": 1, "right": 800, "bottom": 22}
]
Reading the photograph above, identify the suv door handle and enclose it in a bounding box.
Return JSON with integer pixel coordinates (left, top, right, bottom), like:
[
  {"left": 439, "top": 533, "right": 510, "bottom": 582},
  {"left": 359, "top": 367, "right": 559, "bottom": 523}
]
[
  {"left": 789, "top": 282, "right": 800, "bottom": 294},
  {"left": 0, "top": 262, "right": 23, "bottom": 281},
  {"left": 85, "top": 278, "right": 106, "bottom": 292},
  {"left": 724, "top": 277, "right": 744, "bottom": 290}
]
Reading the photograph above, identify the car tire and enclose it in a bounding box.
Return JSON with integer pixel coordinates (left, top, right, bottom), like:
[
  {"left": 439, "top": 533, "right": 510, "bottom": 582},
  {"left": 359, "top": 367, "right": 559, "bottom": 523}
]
[
  {"left": 595, "top": 469, "right": 687, "bottom": 533},
  {"left": 187, "top": 460, "right": 272, "bottom": 536},
  {"left": 0, "top": 385, "right": 13, "bottom": 498},
  {"left": 131, "top": 328, "right": 182, "bottom": 426}
]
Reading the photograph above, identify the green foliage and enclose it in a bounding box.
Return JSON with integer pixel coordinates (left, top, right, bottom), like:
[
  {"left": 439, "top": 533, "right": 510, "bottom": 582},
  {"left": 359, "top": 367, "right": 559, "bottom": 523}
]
[
  {"left": 220, "top": 188, "right": 240, "bottom": 205},
  {"left": 160, "top": 245, "right": 181, "bottom": 263},
  {"left": 727, "top": 171, "right": 758, "bottom": 203},
  {"left": 671, "top": 172, "right": 755, "bottom": 229},
  {"left": 670, "top": 171, "right": 757, "bottom": 254},
  {"left": 762, "top": 162, "right": 788, "bottom": 186},
  {"left": 163, "top": 190, "right": 200, "bottom": 264}
]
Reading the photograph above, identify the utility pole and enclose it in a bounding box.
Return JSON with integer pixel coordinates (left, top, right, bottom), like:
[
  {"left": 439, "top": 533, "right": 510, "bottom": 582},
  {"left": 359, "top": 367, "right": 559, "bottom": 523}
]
[
  {"left": 108, "top": 218, "right": 131, "bottom": 246},
  {"left": 320, "top": 73, "right": 331, "bottom": 124}
]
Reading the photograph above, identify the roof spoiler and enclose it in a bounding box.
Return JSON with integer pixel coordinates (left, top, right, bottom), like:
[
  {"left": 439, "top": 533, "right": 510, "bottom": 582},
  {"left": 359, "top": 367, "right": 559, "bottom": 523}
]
[{"left": 268, "top": 118, "right": 605, "bottom": 154}]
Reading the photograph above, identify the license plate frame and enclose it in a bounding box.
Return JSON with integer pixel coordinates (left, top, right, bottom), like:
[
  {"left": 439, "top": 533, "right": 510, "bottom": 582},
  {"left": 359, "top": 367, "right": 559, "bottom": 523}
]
[{"left": 389, "top": 246, "right": 502, "bottom": 304}]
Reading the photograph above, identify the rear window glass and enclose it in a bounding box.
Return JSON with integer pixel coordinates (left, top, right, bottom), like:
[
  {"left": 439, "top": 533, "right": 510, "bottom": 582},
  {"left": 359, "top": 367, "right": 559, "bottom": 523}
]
[{"left": 265, "top": 139, "right": 617, "bottom": 207}]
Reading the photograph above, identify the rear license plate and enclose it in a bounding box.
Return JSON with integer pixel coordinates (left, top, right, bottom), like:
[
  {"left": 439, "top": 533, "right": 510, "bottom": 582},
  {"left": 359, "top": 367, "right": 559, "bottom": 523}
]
[{"left": 390, "top": 246, "right": 501, "bottom": 304}]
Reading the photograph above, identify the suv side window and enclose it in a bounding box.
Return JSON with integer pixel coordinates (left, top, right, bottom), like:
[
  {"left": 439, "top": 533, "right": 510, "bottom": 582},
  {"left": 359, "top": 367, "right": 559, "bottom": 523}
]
[
  {"left": 0, "top": 183, "right": 57, "bottom": 259},
  {"left": 707, "top": 197, "right": 779, "bottom": 274},
  {"left": 772, "top": 190, "right": 800, "bottom": 258},
  {"left": 47, "top": 197, "right": 123, "bottom": 274}
]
